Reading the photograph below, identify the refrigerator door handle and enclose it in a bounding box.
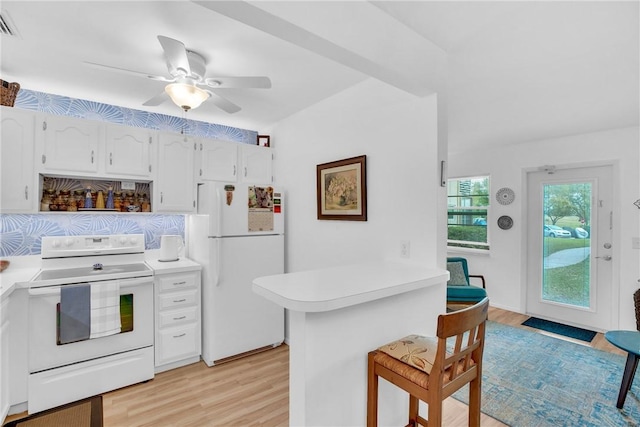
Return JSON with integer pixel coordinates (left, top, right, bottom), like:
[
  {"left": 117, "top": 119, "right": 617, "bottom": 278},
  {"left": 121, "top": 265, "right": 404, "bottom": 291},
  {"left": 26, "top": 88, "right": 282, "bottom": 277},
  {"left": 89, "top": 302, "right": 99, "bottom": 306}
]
[
  {"left": 214, "top": 238, "right": 221, "bottom": 287},
  {"left": 215, "top": 187, "right": 223, "bottom": 238}
]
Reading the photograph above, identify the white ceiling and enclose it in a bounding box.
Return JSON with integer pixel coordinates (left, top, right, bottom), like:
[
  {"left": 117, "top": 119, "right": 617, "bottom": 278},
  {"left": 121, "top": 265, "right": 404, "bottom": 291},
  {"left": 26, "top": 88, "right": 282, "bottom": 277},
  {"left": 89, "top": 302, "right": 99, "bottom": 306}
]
[{"left": 1, "top": 1, "right": 638, "bottom": 153}]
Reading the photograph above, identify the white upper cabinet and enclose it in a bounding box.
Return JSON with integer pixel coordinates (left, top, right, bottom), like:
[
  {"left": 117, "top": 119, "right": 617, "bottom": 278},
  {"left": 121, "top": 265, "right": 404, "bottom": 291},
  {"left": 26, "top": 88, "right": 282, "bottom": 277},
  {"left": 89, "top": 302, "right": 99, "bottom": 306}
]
[
  {"left": 37, "top": 115, "right": 100, "bottom": 174},
  {"left": 196, "top": 139, "right": 272, "bottom": 184},
  {"left": 155, "top": 133, "right": 196, "bottom": 213},
  {"left": 240, "top": 144, "right": 273, "bottom": 184},
  {"left": 1, "top": 107, "right": 36, "bottom": 212},
  {"left": 105, "top": 125, "right": 154, "bottom": 178},
  {"left": 196, "top": 139, "right": 238, "bottom": 182},
  {"left": 37, "top": 115, "right": 155, "bottom": 179}
]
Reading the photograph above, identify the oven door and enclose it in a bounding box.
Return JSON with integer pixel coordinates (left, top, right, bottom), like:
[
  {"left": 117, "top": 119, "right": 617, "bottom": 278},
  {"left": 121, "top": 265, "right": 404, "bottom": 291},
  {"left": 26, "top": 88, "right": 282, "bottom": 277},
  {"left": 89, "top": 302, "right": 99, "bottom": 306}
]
[{"left": 28, "top": 276, "right": 154, "bottom": 373}]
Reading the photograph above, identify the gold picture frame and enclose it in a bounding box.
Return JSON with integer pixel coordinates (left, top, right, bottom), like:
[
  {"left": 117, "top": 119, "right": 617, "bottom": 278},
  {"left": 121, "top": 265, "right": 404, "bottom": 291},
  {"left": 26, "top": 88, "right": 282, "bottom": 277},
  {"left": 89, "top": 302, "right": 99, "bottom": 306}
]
[{"left": 316, "top": 155, "right": 367, "bottom": 221}]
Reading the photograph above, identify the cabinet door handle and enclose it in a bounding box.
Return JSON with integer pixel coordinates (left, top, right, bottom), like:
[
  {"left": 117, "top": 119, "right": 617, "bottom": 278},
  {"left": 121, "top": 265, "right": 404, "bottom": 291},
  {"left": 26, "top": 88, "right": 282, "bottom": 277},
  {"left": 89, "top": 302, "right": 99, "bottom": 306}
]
[
  {"left": 173, "top": 316, "right": 187, "bottom": 321},
  {"left": 173, "top": 281, "right": 186, "bottom": 286},
  {"left": 160, "top": 192, "right": 163, "bottom": 203},
  {"left": 109, "top": 152, "right": 113, "bottom": 165},
  {"left": 244, "top": 167, "right": 247, "bottom": 177},
  {"left": 91, "top": 150, "right": 94, "bottom": 164},
  {"left": 42, "top": 154, "right": 46, "bottom": 164},
  {"left": 24, "top": 185, "right": 29, "bottom": 200},
  {"left": 173, "top": 298, "right": 186, "bottom": 303},
  {"left": 233, "top": 165, "right": 236, "bottom": 176},
  {"left": 173, "top": 333, "right": 186, "bottom": 338}
]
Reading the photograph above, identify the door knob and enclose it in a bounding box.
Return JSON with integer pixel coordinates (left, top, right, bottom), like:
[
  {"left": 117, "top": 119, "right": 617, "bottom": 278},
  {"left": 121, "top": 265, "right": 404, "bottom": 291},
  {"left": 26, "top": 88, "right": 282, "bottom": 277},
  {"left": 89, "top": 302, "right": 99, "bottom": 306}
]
[{"left": 596, "top": 255, "right": 612, "bottom": 261}]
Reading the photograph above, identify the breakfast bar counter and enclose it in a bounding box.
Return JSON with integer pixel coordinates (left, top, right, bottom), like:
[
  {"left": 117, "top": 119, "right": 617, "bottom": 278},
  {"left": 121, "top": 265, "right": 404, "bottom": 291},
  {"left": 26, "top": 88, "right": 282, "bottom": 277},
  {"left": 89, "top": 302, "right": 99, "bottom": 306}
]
[{"left": 253, "top": 261, "right": 448, "bottom": 426}]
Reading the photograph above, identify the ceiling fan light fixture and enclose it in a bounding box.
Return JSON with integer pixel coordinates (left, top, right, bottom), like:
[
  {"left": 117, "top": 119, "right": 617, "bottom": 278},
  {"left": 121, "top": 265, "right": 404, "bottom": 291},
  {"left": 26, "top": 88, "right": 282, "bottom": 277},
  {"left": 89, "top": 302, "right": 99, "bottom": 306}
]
[{"left": 165, "top": 82, "right": 209, "bottom": 111}]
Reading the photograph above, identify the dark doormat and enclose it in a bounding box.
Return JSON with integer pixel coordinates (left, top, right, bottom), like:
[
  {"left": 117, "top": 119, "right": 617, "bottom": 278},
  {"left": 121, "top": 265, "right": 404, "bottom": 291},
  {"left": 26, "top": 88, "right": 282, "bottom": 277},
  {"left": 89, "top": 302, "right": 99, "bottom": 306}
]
[
  {"left": 3, "top": 395, "right": 102, "bottom": 427},
  {"left": 522, "top": 317, "right": 597, "bottom": 342}
]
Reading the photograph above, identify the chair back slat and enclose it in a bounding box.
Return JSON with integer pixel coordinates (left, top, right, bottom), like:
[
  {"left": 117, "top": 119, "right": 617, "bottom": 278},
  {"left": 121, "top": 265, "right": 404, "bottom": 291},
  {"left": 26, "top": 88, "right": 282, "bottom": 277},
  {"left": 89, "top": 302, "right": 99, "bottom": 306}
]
[{"left": 433, "top": 298, "right": 489, "bottom": 385}]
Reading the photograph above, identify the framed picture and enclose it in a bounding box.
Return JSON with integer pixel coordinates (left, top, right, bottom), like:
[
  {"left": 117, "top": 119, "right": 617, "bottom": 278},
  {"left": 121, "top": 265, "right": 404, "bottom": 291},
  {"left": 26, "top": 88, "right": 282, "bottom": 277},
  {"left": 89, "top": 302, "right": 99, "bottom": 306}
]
[
  {"left": 257, "top": 135, "right": 270, "bottom": 147},
  {"left": 317, "top": 155, "right": 367, "bottom": 221}
]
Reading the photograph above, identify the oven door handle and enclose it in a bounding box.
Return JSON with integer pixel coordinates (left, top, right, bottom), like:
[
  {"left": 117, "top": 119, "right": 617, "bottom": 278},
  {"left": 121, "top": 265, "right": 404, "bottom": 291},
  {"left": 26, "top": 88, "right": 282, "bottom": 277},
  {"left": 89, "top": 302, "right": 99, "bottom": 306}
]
[
  {"left": 28, "top": 286, "right": 62, "bottom": 296},
  {"left": 28, "top": 277, "right": 152, "bottom": 296},
  {"left": 119, "top": 277, "right": 153, "bottom": 288}
]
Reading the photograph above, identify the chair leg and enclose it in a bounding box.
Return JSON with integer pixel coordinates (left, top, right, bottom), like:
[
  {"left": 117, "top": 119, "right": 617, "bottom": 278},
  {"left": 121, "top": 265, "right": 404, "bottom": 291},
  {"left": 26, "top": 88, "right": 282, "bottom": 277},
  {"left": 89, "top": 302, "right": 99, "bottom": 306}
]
[
  {"left": 427, "top": 396, "right": 442, "bottom": 427},
  {"left": 367, "top": 353, "right": 378, "bottom": 427},
  {"left": 468, "top": 376, "right": 482, "bottom": 427},
  {"left": 409, "top": 395, "right": 419, "bottom": 426}
]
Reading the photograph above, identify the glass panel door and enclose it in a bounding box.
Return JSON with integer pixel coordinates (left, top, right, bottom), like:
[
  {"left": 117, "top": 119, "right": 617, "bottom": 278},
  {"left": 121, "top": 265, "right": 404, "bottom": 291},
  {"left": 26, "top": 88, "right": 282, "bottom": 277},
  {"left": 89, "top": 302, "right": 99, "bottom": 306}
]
[{"left": 527, "top": 165, "right": 613, "bottom": 331}]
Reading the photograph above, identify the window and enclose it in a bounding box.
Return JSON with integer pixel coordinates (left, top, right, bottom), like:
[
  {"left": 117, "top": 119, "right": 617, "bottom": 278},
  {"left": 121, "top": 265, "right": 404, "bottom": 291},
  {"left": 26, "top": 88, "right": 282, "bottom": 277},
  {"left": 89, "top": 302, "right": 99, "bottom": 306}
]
[{"left": 447, "top": 176, "right": 490, "bottom": 250}]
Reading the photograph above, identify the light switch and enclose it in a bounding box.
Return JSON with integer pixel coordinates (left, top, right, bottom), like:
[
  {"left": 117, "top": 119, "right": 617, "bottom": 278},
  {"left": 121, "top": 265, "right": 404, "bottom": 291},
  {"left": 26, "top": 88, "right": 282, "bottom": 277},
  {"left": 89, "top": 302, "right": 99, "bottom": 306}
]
[{"left": 632, "top": 237, "right": 640, "bottom": 249}]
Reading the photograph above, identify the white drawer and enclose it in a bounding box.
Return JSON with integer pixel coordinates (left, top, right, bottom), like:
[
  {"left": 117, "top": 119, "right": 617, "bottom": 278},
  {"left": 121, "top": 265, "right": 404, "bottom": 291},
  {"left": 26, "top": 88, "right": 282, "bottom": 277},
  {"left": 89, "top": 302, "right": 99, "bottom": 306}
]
[
  {"left": 158, "top": 289, "right": 197, "bottom": 310},
  {"left": 156, "top": 324, "right": 199, "bottom": 365},
  {"left": 158, "top": 306, "right": 198, "bottom": 329},
  {"left": 157, "top": 273, "right": 197, "bottom": 293}
]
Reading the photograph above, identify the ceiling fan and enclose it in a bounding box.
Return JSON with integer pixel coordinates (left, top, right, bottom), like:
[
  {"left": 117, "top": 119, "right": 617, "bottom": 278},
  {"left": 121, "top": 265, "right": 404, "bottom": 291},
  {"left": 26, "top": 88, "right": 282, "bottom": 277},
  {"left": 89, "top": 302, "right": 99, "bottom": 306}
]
[{"left": 85, "top": 35, "right": 271, "bottom": 114}]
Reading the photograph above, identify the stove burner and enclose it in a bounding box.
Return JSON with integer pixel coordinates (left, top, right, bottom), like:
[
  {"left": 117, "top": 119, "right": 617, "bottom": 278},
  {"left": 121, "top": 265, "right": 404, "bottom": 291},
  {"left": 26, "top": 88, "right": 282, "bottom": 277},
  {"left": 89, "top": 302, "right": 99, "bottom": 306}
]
[{"left": 93, "top": 263, "right": 103, "bottom": 270}]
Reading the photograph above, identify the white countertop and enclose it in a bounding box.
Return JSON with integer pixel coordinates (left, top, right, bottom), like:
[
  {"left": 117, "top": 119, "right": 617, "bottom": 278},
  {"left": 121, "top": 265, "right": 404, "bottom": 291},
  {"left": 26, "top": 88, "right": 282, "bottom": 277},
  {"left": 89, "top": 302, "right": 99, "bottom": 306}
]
[
  {"left": 253, "top": 261, "right": 449, "bottom": 312},
  {"left": 145, "top": 257, "right": 201, "bottom": 274},
  {"left": 0, "top": 254, "right": 200, "bottom": 301},
  {"left": 0, "top": 259, "right": 41, "bottom": 301}
]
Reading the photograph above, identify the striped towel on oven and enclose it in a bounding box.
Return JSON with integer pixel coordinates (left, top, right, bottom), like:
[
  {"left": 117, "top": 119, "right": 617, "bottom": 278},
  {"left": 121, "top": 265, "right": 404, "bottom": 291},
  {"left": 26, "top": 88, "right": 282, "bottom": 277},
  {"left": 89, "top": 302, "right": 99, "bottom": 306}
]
[{"left": 89, "top": 280, "right": 122, "bottom": 339}]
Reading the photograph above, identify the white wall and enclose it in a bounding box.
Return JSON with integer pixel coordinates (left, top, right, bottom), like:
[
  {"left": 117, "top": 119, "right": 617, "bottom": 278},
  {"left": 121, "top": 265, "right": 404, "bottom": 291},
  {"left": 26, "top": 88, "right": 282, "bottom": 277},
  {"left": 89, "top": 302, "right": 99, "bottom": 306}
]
[
  {"left": 267, "top": 79, "right": 440, "bottom": 274},
  {"left": 448, "top": 126, "right": 640, "bottom": 329}
]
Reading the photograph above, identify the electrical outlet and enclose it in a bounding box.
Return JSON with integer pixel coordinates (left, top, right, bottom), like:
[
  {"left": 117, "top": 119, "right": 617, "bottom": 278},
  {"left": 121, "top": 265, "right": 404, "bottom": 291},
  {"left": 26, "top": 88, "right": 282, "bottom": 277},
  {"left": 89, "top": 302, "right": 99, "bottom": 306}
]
[{"left": 400, "top": 240, "right": 410, "bottom": 258}]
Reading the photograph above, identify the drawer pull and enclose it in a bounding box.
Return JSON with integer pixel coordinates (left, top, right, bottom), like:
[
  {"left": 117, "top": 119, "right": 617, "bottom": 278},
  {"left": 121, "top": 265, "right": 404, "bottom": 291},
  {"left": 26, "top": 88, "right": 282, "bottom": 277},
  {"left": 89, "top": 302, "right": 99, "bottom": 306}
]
[
  {"left": 173, "top": 298, "right": 187, "bottom": 303},
  {"left": 173, "top": 281, "right": 187, "bottom": 286},
  {"left": 173, "top": 333, "right": 186, "bottom": 338},
  {"left": 173, "top": 316, "right": 187, "bottom": 320}
]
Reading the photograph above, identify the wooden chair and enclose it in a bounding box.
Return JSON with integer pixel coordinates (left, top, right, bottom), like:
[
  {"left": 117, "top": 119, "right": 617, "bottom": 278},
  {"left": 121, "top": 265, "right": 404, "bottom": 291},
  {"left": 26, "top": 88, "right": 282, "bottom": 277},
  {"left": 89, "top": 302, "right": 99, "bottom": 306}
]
[{"left": 367, "top": 297, "right": 489, "bottom": 427}]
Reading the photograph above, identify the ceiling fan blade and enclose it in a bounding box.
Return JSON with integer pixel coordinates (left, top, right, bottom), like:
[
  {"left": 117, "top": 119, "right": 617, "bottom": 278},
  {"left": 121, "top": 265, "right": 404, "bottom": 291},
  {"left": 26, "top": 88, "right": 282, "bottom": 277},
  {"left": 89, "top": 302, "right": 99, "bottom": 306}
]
[
  {"left": 206, "top": 90, "right": 242, "bottom": 114},
  {"left": 84, "top": 61, "right": 171, "bottom": 81},
  {"left": 204, "top": 76, "right": 271, "bottom": 89},
  {"left": 142, "top": 91, "right": 169, "bottom": 107},
  {"left": 158, "top": 35, "right": 191, "bottom": 76}
]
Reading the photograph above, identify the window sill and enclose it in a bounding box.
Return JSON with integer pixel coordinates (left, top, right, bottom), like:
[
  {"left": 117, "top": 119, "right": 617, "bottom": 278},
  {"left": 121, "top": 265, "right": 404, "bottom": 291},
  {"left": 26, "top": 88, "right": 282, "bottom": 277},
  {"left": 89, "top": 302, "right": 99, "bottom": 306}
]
[{"left": 447, "top": 246, "right": 491, "bottom": 256}]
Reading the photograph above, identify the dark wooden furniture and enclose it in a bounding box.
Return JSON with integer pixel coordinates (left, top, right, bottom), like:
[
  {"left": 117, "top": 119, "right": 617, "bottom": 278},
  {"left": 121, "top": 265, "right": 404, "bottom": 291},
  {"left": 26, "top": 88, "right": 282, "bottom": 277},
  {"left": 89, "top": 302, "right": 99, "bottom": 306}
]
[{"left": 604, "top": 330, "right": 640, "bottom": 409}]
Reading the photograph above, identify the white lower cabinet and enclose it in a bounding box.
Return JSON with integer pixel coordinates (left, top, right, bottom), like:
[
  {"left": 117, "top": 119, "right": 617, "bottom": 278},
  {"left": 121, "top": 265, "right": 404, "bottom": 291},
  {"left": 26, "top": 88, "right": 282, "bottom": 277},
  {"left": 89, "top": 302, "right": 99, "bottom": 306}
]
[{"left": 154, "top": 270, "right": 201, "bottom": 372}]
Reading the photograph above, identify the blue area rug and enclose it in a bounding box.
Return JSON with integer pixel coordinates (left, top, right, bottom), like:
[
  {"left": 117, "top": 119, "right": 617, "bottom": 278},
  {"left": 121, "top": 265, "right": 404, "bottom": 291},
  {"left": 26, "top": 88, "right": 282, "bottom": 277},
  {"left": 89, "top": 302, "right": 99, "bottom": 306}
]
[
  {"left": 453, "top": 321, "right": 640, "bottom": 426},
  {"left": 522, "top": 317, "right": 597, "bottom": 342}
]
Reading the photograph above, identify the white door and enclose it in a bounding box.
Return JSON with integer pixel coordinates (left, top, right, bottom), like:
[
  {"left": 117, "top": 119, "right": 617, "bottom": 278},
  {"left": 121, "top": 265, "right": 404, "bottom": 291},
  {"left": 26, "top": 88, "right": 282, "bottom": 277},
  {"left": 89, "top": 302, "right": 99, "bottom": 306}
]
[
  {"left": 1, "top": 107, "right": 35, "bottom": 212},
  {"left": 155, "top": 133, "right": 195, "bottom": 213},
  {"left": 526, "top": 165, "right": 614, "bottom": 331},
  {"left": 240, "top": 144, "right": 272, "bottom": 184},
  {"left": 105, "top": 125, "right": 152, "bottom": 177},
  {"left": 40, "top": 115, "right": 100, "bottom": 174},
  {"left": 204, "top": 234, "right": 284, "bottom": 363},
  {"left": 197, "top": 139, "right": 238, "bottom": 182}
]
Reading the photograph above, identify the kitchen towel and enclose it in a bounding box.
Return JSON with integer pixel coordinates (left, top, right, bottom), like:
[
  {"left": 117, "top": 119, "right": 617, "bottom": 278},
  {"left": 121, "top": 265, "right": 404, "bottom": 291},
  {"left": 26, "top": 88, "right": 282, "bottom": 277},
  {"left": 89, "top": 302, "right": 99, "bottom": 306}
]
[
  {"left": 59, "top": 283, "right": 91, "bottom": 344},
  {"left": 89, "top": 280, "right": 122, "bottom": 339}
]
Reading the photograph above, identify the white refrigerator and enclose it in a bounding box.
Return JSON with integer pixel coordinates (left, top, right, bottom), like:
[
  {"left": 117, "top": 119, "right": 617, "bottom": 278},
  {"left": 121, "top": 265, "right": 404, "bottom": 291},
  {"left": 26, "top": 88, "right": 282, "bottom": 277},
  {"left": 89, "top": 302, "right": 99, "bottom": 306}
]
[{"left": 188, "top": 182, "right": 285, "bottom": 366}]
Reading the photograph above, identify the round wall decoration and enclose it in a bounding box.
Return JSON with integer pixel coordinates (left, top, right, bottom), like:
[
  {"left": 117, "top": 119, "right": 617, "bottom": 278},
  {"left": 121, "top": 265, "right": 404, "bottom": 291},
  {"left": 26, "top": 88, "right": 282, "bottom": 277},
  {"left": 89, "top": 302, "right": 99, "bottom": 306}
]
[
  {"left": 496, "top": 187, "right": 515, "bottom": 205},
  {"left": 497, "top": 215, "right": 514, "bottom": 230}
]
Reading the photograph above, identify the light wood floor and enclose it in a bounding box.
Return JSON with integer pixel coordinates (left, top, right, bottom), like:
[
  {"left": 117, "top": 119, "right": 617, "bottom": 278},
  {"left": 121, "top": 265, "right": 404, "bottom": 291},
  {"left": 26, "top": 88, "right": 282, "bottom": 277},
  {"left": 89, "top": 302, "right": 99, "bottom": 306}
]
[{"left": 6, "top": 306, "right": 626, "bottom": 426}]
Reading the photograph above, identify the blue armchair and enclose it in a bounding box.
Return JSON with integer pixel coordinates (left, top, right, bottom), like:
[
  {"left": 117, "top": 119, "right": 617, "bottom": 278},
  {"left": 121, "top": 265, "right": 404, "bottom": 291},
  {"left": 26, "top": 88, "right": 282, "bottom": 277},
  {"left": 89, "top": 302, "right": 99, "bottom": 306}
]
[{"left": 446, "top": 257, "right": 487, "bottom": 304}]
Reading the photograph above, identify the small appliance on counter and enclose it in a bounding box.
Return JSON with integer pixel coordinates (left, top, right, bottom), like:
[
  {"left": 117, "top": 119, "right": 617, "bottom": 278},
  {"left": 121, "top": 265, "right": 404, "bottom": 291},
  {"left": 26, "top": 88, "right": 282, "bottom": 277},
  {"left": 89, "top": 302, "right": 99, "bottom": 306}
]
[{"left": 159, "top": 235, "right": 184, "bottom": 262}]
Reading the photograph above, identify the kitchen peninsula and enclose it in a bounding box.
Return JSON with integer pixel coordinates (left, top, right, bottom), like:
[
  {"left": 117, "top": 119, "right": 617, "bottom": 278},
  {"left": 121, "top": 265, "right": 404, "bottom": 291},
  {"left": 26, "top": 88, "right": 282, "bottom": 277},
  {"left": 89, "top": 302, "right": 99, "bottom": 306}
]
[{"left": 253, "top": 261, "right": 448, "bottom": 426}]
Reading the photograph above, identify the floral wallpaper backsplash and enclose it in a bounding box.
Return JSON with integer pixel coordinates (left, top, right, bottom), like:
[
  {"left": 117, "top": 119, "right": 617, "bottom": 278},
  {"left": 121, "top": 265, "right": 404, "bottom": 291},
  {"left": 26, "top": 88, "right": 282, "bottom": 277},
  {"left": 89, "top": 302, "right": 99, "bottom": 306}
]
[
  {"left": 1, "top": 88, "right": 257, "bottom": 256},
  {"left": 1, "top": 214, "right": 184, "bottom": 256},
  {"left": 14, "top": 89, "right": 258, "bottom": 144}
]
